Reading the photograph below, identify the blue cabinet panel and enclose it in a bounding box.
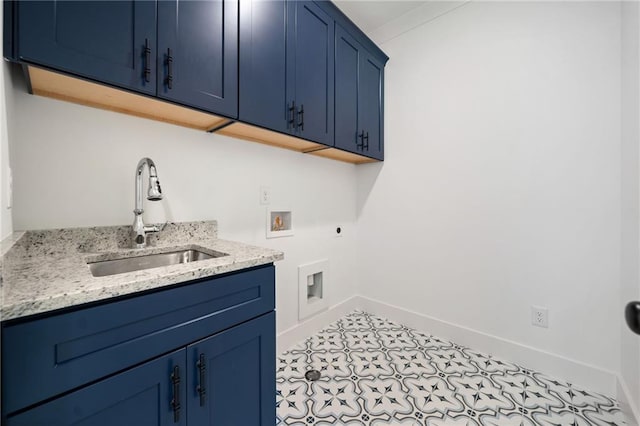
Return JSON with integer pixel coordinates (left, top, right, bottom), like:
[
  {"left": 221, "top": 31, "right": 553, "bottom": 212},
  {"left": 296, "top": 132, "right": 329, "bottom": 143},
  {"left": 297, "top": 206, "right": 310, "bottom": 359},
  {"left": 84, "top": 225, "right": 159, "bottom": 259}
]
[
  {"left": 2, "top": 265, "right": 275, "bottom": 414},
  {"left": 187, "top": 312, "right": 275, "bottom": 425},
  {"left": 334, "top": 24, "right": 360, "bottom": 153},
  {"left": 158, "top": 0, "right": 238, "bottom": 117},
  {"left": 240, "top": 0, "right": 335, "bottom": 145},
  {"left": 239, "top": 0, "right": 288, "bottom": 132},
  {"left": 334, "top": 23, "right": 384, "bottom": 160},
  {"left": 17, "top": 1, "right": 157, "bottom": 94},
  {"left": 359, "top": 53, "right": 384, "bottom": 160},
  {"left": 289, "top": 1, "right": 334, "bottom": 145},
  {"left": 6, "top": 350, "right": 186, "bottom": 426}
]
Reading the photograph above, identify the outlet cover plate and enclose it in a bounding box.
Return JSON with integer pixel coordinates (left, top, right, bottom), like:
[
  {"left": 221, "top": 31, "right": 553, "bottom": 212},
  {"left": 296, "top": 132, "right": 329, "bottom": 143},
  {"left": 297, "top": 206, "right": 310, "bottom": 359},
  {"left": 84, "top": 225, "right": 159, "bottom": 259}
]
[{"left": 531, "top": 306, "right": 549, "bottom": 328}]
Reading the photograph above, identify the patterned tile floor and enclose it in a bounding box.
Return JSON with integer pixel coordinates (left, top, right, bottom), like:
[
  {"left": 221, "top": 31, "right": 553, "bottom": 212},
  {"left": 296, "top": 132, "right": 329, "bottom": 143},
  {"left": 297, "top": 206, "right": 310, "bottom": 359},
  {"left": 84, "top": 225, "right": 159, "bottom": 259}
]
[{"left": 276, "top": 311, "right": 627, "bottom": 425}]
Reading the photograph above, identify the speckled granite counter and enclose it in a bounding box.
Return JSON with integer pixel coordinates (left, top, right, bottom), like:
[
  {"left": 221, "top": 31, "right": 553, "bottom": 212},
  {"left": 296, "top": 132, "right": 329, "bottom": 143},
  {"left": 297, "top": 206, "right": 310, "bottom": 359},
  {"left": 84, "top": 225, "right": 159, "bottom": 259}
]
[{"left": 0, "top": 221, "right": 283, "bottom": 321}]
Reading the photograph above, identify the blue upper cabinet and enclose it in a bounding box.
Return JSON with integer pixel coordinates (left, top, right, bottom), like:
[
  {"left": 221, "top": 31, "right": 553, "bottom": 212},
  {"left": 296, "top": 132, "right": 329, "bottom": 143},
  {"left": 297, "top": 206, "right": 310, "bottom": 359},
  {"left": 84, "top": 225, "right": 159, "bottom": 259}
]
[
  {"left": 239, "top": 0, "right": 334, "bottom": 145},
  {"left": 8, "top": 0, "right": 387, "bottom": 162},
  {"left": 6, "top": 350, "right": 187, "bottom": 426},
  {"left": 17, "top": 1, "right": 157, "bottom": 95},
  {"left": 158, "top": 0, "right": 238, "bottom": 117},
  {"left": 359, "top": 52, "right": 384, "bottom": 160},
  {"left": 288, "top": 1, "right": 335, "bottom": 145},
  {"left": 239, "top": 0, "right": 288, "bottom": 133},
  {"left": 334, "top": 25, "right": 361, "bottom": 155},
  {"left": 13, "top": 0, "right": 238, "bottom": 118},
  {"left": 334, "top": 24, "right": 384, "bottom": 160}
]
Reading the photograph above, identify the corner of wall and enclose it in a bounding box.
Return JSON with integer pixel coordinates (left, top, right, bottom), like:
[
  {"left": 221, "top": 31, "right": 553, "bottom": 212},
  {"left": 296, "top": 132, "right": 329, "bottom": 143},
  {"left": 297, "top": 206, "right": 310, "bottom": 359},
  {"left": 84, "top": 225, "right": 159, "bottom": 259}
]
[
  {"left": 0, "top": 1, "right": 14, "bottom": 239},
  {"left": 1, "top": 58, "right": 14, "bottom": 240},
  {"left": 617, "top": 374, "right": 640, "bottom": 426}
]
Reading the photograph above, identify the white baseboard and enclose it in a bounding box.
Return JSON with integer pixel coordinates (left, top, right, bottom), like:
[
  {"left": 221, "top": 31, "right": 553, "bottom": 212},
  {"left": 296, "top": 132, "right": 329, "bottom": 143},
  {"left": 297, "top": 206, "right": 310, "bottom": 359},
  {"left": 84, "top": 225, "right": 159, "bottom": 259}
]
[
  {"left": 276, "top": 296, "right": 363, "bottom": 353},
  {"left": 617, "top": 375, "right": 640, "bottom": 426},
  {"left": 276, "top": 294, "right": 619, "bottom": 398},
  {"left": 358, "top": 296, "right": 618, "bottom": 397}
]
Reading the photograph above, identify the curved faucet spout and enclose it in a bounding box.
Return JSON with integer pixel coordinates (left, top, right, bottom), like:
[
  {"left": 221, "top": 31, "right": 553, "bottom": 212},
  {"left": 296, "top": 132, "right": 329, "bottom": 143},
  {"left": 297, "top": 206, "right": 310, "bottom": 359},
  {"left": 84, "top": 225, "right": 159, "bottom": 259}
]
[
  {"left": 135, "top": 157, "right": 162, "bottom": 214},
  {"left": 133, "top": 157, "right": 163, "bottom": 248}
]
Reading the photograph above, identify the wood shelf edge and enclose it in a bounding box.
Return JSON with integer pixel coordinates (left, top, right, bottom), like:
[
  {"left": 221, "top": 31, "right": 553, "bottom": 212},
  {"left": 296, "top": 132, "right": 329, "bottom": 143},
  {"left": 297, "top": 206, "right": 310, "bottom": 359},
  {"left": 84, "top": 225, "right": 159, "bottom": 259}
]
[
  {"left": 24, "top": 65, "right": 383, "bottom": 165},
  {"left": 27, "top": 66, "right": 229, "bottom": 131},
  {"left": 217, "top": 122, "right": 324, "bottom": 153},
  {"left": 308, "top": 147, "right": 380, "bottom": 164}
]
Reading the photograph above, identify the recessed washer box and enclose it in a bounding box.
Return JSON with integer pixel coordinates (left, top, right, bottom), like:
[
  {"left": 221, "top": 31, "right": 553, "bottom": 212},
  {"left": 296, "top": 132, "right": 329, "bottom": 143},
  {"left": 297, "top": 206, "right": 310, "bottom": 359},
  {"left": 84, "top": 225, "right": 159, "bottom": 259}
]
[
  {"left": 266, "top": 209, "right": 293, "bottom": 238},
  {"left": 298, "top": 259, "right": 329, "bottom": 320}
]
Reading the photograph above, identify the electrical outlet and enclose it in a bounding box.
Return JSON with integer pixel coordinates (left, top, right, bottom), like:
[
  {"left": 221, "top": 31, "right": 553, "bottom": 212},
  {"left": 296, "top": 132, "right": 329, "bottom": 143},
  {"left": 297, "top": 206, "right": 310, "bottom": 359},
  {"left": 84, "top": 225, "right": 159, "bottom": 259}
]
[
  {"left": 531, "top": 306, "right": 549, "bottom": 328},
  {"left": 259, "top": 186, "right": 271, "bottom": 205}
]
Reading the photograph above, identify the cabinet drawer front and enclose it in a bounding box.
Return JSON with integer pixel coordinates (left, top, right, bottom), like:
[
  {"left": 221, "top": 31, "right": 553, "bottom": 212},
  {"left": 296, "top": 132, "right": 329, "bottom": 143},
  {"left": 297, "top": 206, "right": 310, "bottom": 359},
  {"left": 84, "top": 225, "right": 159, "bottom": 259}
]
[{"left": 2, "top": 265, "right": 274, "bottom": 415}]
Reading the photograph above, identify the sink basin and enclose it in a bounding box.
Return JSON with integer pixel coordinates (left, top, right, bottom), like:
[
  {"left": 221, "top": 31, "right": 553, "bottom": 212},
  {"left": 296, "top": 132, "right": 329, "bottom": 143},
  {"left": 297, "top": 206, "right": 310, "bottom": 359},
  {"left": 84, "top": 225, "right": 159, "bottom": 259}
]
[{"left": 88, "top": 249, "right": 227, "bottom": 277}]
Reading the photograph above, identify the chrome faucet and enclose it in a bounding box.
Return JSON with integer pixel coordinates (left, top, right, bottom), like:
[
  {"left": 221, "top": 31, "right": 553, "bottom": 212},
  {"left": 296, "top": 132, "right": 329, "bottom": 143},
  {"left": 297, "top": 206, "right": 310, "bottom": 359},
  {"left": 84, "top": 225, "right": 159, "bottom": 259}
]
[{"left": 132, "top": 157, "right": 163, "bottom": 248}]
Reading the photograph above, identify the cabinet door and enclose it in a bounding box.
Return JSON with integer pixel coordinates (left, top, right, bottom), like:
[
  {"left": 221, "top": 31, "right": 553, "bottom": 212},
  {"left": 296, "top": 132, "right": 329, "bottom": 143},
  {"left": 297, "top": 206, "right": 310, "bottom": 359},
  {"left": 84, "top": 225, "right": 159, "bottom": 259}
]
[
  {"left": 17, "top": 1, "right": 156, "bottom": 94},
  {"left": 187, "top": 312, "right": 275, "bottom": 426},
  {"left": 158, "top": 0, "right": 238, "bottom": 118},
  {"left": 359, "top": 52, "right": 384, "bottom": 160},
  {"left": 239, "top": 0, "right": 289, "bottom": 133},
  {"left": 288, "top": 1, "right": 334, "bottom": 145},
  {"left": 6, "top": 350, "right": 186, "bottom": 426},
  {"left": 334, "top": 24, "right": 362, "bottom": 154}
]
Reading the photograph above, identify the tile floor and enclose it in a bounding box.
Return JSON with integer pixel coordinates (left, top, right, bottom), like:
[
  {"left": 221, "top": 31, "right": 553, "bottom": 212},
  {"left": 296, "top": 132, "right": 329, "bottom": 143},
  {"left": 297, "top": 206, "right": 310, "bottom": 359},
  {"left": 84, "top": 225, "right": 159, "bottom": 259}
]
[{"left": 276, "top": 311, "right": 627, "bottom": 425}]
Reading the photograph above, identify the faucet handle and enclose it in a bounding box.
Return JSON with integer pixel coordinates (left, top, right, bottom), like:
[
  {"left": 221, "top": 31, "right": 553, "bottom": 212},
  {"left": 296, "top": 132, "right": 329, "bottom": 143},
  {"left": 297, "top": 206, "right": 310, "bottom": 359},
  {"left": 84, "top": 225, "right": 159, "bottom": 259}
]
[{"left": 144, "top": 224, "right": 162, "bottom": 234}]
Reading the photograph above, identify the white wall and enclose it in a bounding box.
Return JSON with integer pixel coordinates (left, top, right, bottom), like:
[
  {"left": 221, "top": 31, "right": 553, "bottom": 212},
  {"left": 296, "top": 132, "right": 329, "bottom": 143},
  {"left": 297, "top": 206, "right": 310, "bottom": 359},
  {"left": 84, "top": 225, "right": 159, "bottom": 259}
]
[
  {"left": 5, "top": 66, "right": 358, "bottom": 334},
  {"left": 357, "top": 1, "right": 622, "bottom": 392},
  {"left": 0, "top": 0, "right": 14, "bottom": 240},
  {"left": 621, "top": 0, "right": 640, "bottom": 418},
  {"left": 2, "top": 0, "right": 634, "bottom": 404}
]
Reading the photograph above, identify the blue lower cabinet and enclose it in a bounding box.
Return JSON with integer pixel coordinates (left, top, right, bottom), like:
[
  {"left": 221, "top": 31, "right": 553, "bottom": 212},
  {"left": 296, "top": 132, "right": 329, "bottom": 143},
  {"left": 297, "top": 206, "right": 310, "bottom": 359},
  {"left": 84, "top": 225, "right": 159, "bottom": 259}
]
[
  {"left": 1, "top": 266, "right": 276, "bottom": 426},
  {"left": 6, "top": 350, "right": 187, "bottom": 426},
  {"left": 187, "top": 312, "right": 276, "bottom": 425},
  {"left": 5, "top": 313, "right": 276, "bottom": 426}
]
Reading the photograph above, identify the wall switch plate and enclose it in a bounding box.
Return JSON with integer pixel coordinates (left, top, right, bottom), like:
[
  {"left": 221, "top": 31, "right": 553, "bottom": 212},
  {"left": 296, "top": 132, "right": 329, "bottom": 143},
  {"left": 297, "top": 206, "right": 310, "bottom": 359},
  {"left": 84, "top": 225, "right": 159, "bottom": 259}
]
[
  {"left": 531, "top": 306, "right": 549, "bottom": 328},
  {"left": 259, "top": 186, "right": 270, "bottom": 205}
]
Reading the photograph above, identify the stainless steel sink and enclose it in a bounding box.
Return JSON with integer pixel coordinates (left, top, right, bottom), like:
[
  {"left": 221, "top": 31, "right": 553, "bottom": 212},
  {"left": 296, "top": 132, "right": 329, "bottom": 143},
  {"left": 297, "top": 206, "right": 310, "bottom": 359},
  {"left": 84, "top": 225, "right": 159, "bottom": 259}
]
[{"left": 88, "top": 249, "right": 226, "bottom": 277}]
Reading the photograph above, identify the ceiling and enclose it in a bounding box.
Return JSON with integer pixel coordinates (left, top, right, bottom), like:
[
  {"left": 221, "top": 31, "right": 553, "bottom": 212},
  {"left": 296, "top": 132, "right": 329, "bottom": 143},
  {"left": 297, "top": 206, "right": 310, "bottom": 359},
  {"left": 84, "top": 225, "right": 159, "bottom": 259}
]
[{"left": 333, "top": 1, "right": 429, "bottom": 34}]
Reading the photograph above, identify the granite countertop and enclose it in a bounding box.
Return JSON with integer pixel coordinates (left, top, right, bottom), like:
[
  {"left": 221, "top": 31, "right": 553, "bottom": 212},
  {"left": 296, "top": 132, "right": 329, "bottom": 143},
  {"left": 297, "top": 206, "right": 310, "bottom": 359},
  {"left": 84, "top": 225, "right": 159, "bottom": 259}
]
[{"left": 0, "top": 221, "right": 284, "bottom": 321}]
